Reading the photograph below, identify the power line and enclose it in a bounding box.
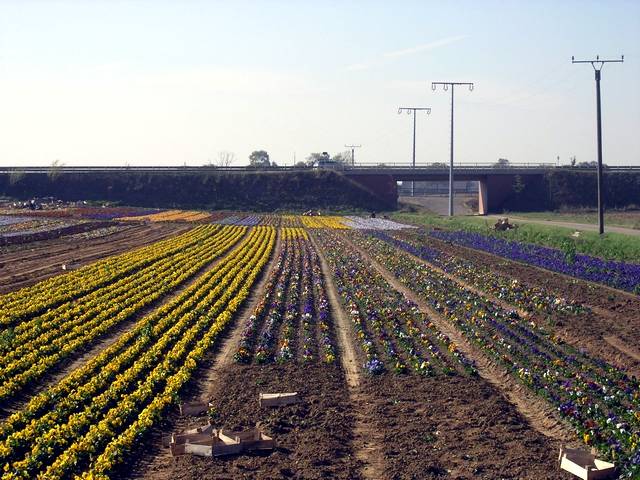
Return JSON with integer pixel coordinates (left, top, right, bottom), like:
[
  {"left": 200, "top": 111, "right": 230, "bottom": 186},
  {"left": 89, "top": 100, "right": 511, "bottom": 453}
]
[
  {"left": 572, "top": 54, "right": 624, "bottom": 235},
  {"left": 431, "top": 81, "right": 474, "bottom": 216},
  {"left": 398, "top": 107, "right": 431, "bottom": 196},
  {"left": 344, "top": 144, "right": 362, "bottom": 166}
]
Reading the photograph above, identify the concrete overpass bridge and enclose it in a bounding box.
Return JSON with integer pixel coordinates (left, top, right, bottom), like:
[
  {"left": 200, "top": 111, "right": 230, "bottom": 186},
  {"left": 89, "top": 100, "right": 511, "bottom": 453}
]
[
  {"left": 341, "top": 163, "right": 640, "bottom": 214},
  {"left": 1, "top": 163, "right": 639, "bottom": 214}
]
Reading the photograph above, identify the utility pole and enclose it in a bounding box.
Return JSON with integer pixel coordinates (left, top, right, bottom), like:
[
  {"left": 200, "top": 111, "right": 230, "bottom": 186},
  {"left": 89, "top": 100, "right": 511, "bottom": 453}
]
[
  {"left": 398, "top": 107, "right": 431, "bottom": 196},
  {"left": 572, "top": 54, "right": 624, "bottom": 235},
  {"left": 344, "top": 144, "right": 361, "bottom": 166},
  {"left": 431, "top": 81, "right": 474, "bottom": 216}
]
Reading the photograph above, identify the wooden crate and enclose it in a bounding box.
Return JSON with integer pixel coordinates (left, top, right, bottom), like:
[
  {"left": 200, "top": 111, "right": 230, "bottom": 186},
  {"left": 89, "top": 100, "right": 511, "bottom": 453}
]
[
  {"left": 259, "top": 392, "right": 299, "bottom": 408},
  {"left": 170, "top": 432, "right": 215, "bottom": 457},
  {"left": 558, "top": 446, "right": 616, "bottom": 480},
  {"left": 211, "top": 431, "right": 242, "bottom": 456},
  {"left": 170, "top": 441, "right": 213, "bottom": 457},
  {"left": 219, "top": 428, "right": 274, "bottom": 453},
  {"left": 167, "top": 425, "right": 274, "bottom": 458}
]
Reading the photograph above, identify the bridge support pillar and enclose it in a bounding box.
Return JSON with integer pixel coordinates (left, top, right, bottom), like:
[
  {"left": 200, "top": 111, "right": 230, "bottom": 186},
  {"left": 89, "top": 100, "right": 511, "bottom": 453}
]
[{"left": 478, "top": 179, "right": 488, "bottom": 215}]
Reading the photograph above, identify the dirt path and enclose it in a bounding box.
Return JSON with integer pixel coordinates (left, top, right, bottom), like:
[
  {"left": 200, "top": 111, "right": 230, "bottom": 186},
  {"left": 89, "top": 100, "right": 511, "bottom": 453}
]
[
  {"left": 310, "top": 232, "right": 386, "bottom": 480},
  {"left": 196, "top": 231, "right": 284, "bottom": 402},
  {"left": 486, "top": 214, "right": 640, "bottom": 237},
  {"left": 604, "top": 335, "right": 640, "bottom": 362},
  {"left": 341, "top": 233, "right": 578, "bottom": 445}
]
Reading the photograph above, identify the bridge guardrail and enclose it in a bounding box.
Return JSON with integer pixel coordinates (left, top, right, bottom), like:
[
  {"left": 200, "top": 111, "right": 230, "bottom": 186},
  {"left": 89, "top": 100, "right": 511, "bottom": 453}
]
[{"left": 0, "top": 164, "right": 639, "bottom": 174}]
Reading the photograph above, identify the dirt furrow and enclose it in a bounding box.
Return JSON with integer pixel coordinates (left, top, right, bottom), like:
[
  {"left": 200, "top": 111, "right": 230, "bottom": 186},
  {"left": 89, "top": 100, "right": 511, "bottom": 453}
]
[{"left": 310, "top": 232, "right": 386, "bottom": 480}]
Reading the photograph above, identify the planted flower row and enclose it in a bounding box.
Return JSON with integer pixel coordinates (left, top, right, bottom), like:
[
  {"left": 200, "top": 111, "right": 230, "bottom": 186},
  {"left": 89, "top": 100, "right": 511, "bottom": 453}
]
[
  {"left": 0, "top": 227, "right": 246, "bottom": 404},
  {"left": 356, "top": 233, "right": 640, "bottom": 476},
  {"left": 309, "top": 238, "right": 336, "bottom": 364},
  {"left": 360, "top": 230, "right": 585, "bottom": 318},
  {"left": 235, "top": 228, "right": 336, "bottom": 364},
  {"left": 1, "top": 225, "right": 224, "bottom": 326},
  {"left": 342, "top": 216, "right": 415, "bottom": 230},
  {"left": 0, "top": 227, "right": 275, "bottom": 479},
  {"left": 427, "top": 229, "right": 640, "bottom": 294},
  {"left": 316, "top": 230, "right": 476, "bottom": 376},
  {"left": 216, "top": 215, "right": 262, "bottom": 226},
  {"left": 300, "top": 216, "right": 350, "bottom": 229}
]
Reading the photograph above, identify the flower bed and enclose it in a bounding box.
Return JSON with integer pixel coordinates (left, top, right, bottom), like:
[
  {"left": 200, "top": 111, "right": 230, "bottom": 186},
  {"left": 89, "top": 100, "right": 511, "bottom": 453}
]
[
  {"left": 0, "top": 227, "right": 275, "bottom": 479},
  {"left": 361, "top": 230, "right": 586, "bottom": 318},
  {"left": 0, "top": 226, "right": 246, "bottom": 402},
  {"left": 0, "top": 217, "right": 81, "bottom": 236},
  {"left": 342, "top": 216, "right": 415, "bottom": 230},
  {"left": 69, "top": 206, "right": 158, "bottom": 220},
  {"left": 316, "top": 230, "right": 476, "bottom": 377},
  {"left": 300, "top": 216, "right": 350, "bottom": 229},
  {"left": 216, "top": 215, "right": 262, "bottom": 226},
  {"left": 235, "top": 228, "right": 336, "bottom": 365},
  {"left": 118, "top": 210, "right": 213, "bottom": 222},
  {"left": 428, "top": 229, "right": 640, "bottom": 294},
  {"left": 355, "top": 233, "right": 640, "bottom": 477}
]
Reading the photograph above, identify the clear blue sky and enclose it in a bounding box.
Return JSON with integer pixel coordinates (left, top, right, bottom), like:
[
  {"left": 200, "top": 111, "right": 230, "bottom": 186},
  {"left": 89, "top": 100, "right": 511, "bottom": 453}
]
[{"left": 0, "top": 0, "right": 638, "bottom": 166}]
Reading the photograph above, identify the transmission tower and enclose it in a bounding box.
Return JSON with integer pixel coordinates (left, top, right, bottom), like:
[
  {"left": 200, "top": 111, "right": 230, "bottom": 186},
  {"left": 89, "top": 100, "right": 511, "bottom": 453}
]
[
  {"left": 431, "top": 81, "right": 474, "bottom": 216},
  {"left": 398, "top": 107, "right": 431, "bottom": 196},
  {"left": 345, "top": 144, "right": 361, "bottom": 166},
  {"left": 572, "top": 54, "right": 624, "bottom": 235}
]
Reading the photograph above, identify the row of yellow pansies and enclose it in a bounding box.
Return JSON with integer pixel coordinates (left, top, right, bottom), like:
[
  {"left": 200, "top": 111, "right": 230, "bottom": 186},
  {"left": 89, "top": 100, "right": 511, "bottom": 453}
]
[
  {"left": 84, "top": 228, "right": 274, "bottom": 479},
  {"left": 0, "top": 228, "right": 260, "bottom": 450},
  {"left": 3, "top": 225, "right": 241, "bottom": 352},
  {"left": 0, "top": 225, "right": 221, "bottom": 326},
  {"left": 0, "top": 226, "right": 246, "bottom": 403},
  {"left": 299, "top": 215, "right": 350, "bottom": 229},
  {"left": 1, "top": 224, "right": 215, "bottom": 315},
  {"left": 117, "top": 210, "right": 211, "bottom": 222},
  {"left": 0, "top": 227, "right": 275, "bottom": 479},
  {"left": 281, "top": 227, "right": 308, "bottom": 240}
]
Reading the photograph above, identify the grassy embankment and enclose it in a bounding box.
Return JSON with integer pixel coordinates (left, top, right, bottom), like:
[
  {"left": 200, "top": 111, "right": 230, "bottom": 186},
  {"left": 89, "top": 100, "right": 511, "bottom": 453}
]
[
  {"left": 503, "top": 210, "right": 640, "bottom": 230},
  {"left": 392, "top": 211, "right": 640, "bottom": 263}
]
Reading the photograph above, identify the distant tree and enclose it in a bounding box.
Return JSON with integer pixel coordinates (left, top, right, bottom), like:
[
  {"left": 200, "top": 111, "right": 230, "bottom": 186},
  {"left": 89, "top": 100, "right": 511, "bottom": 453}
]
[
  {"left": 429, "top": 162, "right": 447, "bottom": 168},
  {"left": 494, "top": 158, "right": 510, "bottom": 168},
  {"left": 216, "top": 151, "right": 236, "bottom": 167},
  {"left": 570, "top": 156, "right": 577, "bottom": 167},
  {"left": 48, "top": 159, "right": 64, "bottom": 182},
  {"left": 249, "top": 150, "right": 270, "bottom": 167},
  {"left": 306, "top": 152, "right": 327, "bottom": 166},
  {"left": 294, "top": 161, "right": 308, "bottom": 168},
  {"left": 8, "top": 169, "right": 25, "bottom": 186},
  {"left": 332, "top": 150, "right": 352, "bottom": 165},
  {"left": 577, "top": 161, "right": 598, "bottom": 168}
]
